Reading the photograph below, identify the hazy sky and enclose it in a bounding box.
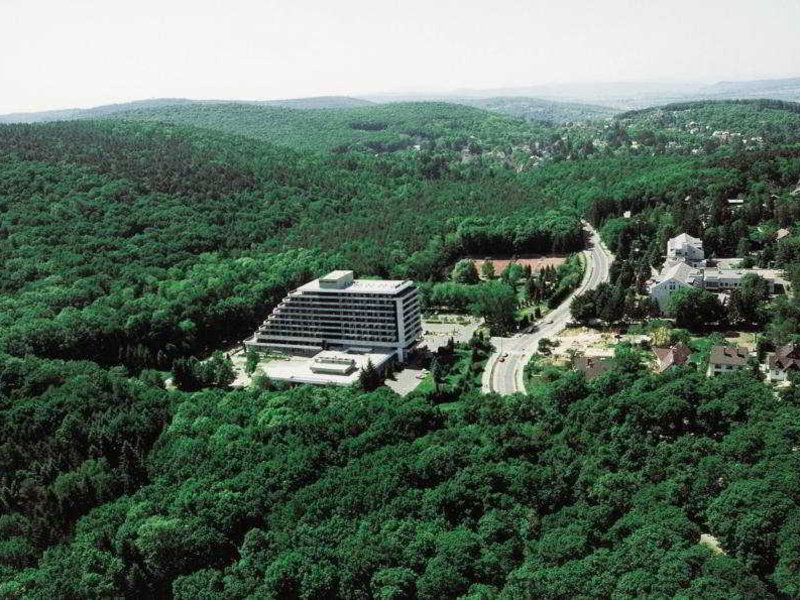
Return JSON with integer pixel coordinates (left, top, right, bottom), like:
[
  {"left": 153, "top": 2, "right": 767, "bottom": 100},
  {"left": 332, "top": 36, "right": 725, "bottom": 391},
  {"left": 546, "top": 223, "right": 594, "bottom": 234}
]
[{"left": 2, "top": 0, "right": 799, "bottom": 113}]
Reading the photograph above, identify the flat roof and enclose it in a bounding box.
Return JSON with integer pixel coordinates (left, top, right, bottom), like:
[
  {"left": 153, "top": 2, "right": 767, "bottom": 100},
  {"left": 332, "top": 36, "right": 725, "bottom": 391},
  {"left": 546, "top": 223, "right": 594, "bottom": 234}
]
[
  {"left": 704, "top": 268, "right": 788, "bottom": 284},
  {"left": 263, "top": 349, "right": 395, "bottom": 386},
  {"left": 297, "top": 277, "right": 413, "bottom": 295}
]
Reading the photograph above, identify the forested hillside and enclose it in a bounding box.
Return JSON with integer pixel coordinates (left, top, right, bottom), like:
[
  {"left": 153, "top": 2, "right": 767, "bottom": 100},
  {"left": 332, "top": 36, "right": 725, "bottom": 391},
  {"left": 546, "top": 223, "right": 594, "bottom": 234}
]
[
  {"left": 104, "top": 102, "right": 545, "bottom": 153},
  {"left": 0, "top": 117, "right": 581, "bottom": 369},
  {"left": 0, "top": 97, "right": 373, "bottom": 125},
  {"left": 452, "top": 96, "right": 618, "bottom": 123},
  {"left": 4, "top": 351, "right": 800, "bottom": 599},
  {"left": 3, "top": 99, "right": 800, "bottom": 598}
]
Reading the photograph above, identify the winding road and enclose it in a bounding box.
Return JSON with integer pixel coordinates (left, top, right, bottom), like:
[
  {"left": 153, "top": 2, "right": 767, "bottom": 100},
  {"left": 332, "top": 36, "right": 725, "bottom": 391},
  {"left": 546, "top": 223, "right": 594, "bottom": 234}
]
[{"left": 481, "top": 223, "right": 614, "bottom": 395}]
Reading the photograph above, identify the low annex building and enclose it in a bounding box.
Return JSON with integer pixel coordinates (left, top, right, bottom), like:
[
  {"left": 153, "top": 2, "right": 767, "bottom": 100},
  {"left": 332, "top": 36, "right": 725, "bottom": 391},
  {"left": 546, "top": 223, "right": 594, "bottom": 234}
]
[
  {"left": 707, "top": 345, "right": 749, "bottom": 377},
  {"left": 244, "top": 270, "right": 422, "bottom": 362}
]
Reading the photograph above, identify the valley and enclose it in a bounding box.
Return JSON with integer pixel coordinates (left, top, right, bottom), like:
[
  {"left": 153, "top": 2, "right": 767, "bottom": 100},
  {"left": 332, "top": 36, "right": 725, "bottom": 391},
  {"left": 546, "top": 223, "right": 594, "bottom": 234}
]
[{"left": 2, "top": 95, "right": 800, "bottom": 599}]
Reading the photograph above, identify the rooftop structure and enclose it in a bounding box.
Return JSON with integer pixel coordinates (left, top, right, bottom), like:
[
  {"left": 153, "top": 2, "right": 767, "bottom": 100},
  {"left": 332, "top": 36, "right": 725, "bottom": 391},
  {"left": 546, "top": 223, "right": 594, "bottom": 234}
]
[
  {"left": 245, "top": 270, "right": 422, "bottom": 361},
  {"left": 653, "top": 343, "right": 692, "bottom": 373},
  {"left": 707, "top": 345, "right": 749, "bottom": 377},
  {"left": 776, "top": 228, "right": 791, "bottom": 240}
]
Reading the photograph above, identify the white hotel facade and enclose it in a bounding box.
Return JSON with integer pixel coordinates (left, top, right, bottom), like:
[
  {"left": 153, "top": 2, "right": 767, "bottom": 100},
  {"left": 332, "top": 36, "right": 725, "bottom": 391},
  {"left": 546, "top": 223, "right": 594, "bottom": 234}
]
[{"left": 245, "top": 270, "right": 422, "bottom": 361}]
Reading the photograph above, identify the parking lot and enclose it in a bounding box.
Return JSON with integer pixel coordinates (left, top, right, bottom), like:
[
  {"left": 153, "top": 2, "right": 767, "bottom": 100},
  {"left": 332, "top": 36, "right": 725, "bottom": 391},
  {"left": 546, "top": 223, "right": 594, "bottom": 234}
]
[{"left": 385, "top": 367, "right": 427, "bottom": 396}]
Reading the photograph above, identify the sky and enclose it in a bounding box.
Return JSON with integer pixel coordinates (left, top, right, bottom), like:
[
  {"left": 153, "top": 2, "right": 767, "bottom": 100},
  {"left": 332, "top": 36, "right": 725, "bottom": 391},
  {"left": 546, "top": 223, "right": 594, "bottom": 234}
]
[{"left": 1, "top": 0, "right": 799, "bottom": 114}]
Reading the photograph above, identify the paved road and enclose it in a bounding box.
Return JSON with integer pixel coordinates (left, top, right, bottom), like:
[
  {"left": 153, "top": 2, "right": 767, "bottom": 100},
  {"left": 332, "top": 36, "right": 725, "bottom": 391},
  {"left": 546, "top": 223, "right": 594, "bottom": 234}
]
[{"left": 481, "top": 223, "right": 614, "bottom": 395}]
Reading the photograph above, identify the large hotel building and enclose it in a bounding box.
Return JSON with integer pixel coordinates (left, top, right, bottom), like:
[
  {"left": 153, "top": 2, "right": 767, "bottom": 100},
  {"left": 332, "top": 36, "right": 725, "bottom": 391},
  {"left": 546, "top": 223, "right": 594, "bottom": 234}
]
[{"left": 245, "top": 270, "right": 422, "bottom": 361}]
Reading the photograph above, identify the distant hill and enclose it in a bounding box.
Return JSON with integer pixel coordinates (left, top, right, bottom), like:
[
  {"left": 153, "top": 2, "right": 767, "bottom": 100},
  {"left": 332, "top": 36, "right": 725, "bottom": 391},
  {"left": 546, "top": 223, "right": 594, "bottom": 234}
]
[
  {"left": 611, "top": 99, "right": 800, "bottom": 148},
  {"left": 0, "top": 96, "right": 373, "bottom": 124},
  {"left": 699, "top": 77, "right": 800, "bottom": 101},
  {"left": 364, "top": 76, "right": 800, "bottom": 110},
  {"left": 257, "top": 96, "right": 374, "bottom": 109},
  {"left": 0, "top": 98, "right": 196, "bottom": 124},
  {"left": 451, "top": 96, "right": 618, "bottom": 123},
  {"left": 93, "top": 101, "right": 543, "bottom": 153}
]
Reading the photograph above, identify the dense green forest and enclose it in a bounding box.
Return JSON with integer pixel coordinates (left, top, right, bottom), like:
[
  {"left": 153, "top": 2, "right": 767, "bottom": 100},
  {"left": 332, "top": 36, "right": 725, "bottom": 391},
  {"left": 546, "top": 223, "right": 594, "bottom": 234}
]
[
  {"left": 102, "top": 102, "right": 545, "bottom": 154},
  {"left": 0, "top": 117, "right": 582, "bottom": 367},
  {"left": 3, "top": 98, "right": 800, "bottom": 598},
  {"left": 454, "top": 96, "right": 618, "bottom": 124}
]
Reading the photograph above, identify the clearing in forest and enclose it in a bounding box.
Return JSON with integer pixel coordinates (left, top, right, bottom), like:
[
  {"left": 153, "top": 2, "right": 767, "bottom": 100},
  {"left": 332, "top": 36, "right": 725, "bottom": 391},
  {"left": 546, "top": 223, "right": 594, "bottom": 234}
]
[{"left": 468, "top": 255, "right": 567, "bottom": 276}]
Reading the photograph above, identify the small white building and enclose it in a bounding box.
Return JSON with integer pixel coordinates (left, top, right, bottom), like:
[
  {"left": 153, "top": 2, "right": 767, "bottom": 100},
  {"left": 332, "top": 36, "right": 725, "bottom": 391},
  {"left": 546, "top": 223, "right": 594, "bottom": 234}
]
[
  {"left": 666, "top": 233, "right": 705, "bottom": 266},
  {"left": 648, "top": 262, "right": 702, "bottom": 311}
]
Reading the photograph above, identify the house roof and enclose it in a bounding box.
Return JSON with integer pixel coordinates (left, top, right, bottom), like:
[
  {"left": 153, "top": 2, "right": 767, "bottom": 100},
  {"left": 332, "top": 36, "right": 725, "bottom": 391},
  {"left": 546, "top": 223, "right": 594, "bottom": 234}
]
[
  {"left": 769, "top": 343, "right": 800, "bottom": 370},
  {"left": 573, "top": 356, "right": 613, "bottom": 380},
  {"left": 667, "top": 233, "right": 703, "bottom": 249},
  {"left": 653, "top": 343, "right": 692, "bottom": 372},
  {"left": 709, "top": 345, "right": 749, "bottom": 366},
  {"left": 776, "top": 228, "right": 791, "bottom": 240},
  {"left": 654, "top": 261, "right": 701, "bottom": 286}
]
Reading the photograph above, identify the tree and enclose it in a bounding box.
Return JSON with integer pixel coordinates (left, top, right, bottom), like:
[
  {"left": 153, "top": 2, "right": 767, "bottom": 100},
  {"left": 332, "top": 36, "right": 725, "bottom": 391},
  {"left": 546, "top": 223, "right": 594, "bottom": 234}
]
[
  {"left": 244, "top": 348, "right": 260, "bottom": 375},
  {"left": 371, "top": 567, "right": 417, "bottom": 600},
  {"left": 430, "top": 356, "right": 445, "bottom": 393},
  {"left": 538, "top": 338, "right": 558, "bottom": 356},
  {"left": 359, "top": 359, "right": 382, "bottom": 391},
  {"left": 204, "top": 352, "right": 236, "bottom": 388},
  {"left": 171, "top": 352, "right": 234, "bottom": 391},
  {"left": 452, "top": 260, "right": 480, "bottom": 285},
  {"left": 468, "top": 281, "right": 516, "bottom": 335},
  {"left": 480, "top": 260, "right": 496, "bottom": 280},
  {"left": 667, "top": 287, "right": 725, "bottom": 330},
  {"left": 571, "top": 291, "right": 598, "bottom": 324},
  {"left": 728, "top": 273, "right": 770, "bottom": 325},
  {"left": 502, "top": 263, "right": 525, "bottom": 285}
]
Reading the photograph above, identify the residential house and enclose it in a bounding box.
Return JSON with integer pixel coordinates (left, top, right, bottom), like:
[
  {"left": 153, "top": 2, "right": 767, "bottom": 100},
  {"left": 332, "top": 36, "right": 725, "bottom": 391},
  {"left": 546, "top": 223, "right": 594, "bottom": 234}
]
[
  {"left": 573, "top": 356, "right": 613, "bottom": 380},
  {"left": 653, "top": 343, "right": 692, "bottom": 373},
  {"left": 768, "top": 343, "right": 800, "bottom": 382},
  {"left": 666, "top": 233, "right": 705, "bottom": 266},
  {"left": 776, "top": 228, "right": 791, "bottom": 241},
  {"left": 648, "top": 262, "right": 702, "bottom": 311},
  {"left": 707, "top": 345, "right": 749, "bottom": 377}
]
